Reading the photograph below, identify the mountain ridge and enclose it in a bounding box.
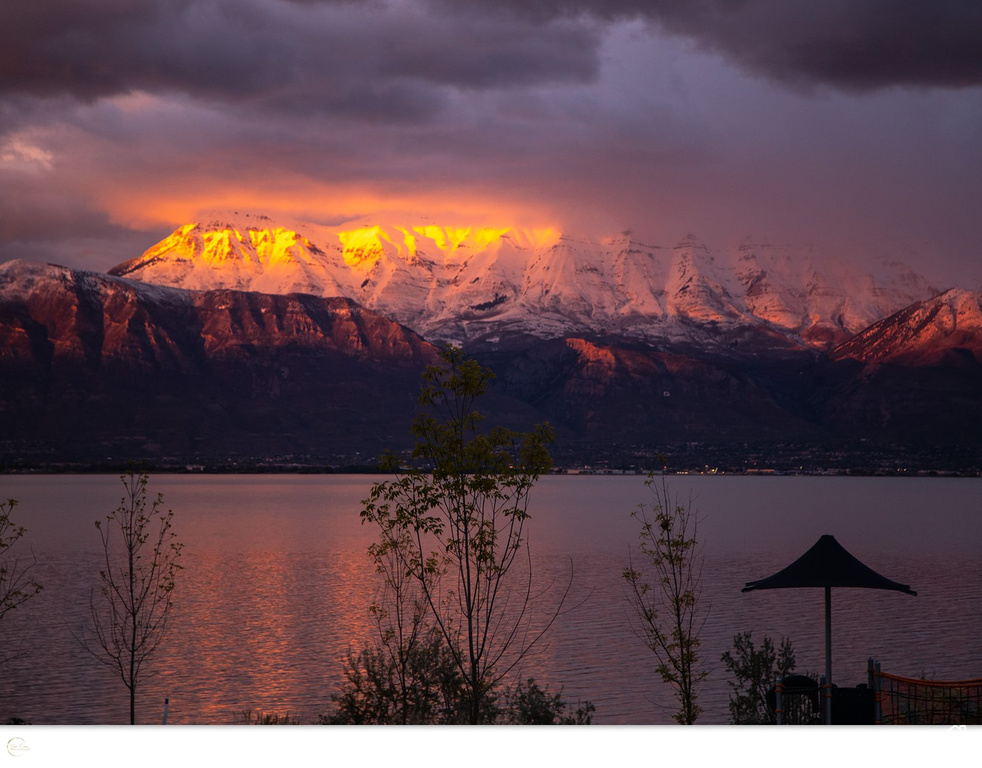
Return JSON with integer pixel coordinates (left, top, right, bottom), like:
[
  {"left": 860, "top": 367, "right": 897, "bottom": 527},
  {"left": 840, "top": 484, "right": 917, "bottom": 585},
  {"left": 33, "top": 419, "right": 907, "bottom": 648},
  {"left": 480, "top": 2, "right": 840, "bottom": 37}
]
[
  {"left": 3, "top": 258, "right": 981, "bottom": 472},
  {"left": 109, "top": 214, "right": 939, "bottom": 351},
  {"left": 831, "top": 288, "right": 982, "bottom": 366},
  {"left": 0, "top": 259, "right": 448, "bottom": 465}
]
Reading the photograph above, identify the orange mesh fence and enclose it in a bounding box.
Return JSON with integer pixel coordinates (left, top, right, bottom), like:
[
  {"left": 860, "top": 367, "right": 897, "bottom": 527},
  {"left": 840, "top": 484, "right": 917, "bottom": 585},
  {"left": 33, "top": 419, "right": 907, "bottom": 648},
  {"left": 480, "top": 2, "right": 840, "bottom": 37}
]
[{"left": 872, "top": 667, "right": 982, "bottom": 725}]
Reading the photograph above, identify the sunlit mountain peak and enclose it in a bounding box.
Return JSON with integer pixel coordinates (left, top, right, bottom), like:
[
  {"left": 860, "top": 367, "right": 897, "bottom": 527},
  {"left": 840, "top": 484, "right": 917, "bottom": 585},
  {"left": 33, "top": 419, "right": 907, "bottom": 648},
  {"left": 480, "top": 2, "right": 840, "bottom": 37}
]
[{"left": 110, "top": 213, "right": 938, "bottom": 350}]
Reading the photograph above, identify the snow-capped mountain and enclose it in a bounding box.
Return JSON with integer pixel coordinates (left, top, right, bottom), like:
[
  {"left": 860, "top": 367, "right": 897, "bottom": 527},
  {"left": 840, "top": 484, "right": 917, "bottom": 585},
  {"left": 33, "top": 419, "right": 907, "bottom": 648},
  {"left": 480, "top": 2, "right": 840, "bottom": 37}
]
[{"left": 109, "top": 213, "right": 938, "bottom": 349}]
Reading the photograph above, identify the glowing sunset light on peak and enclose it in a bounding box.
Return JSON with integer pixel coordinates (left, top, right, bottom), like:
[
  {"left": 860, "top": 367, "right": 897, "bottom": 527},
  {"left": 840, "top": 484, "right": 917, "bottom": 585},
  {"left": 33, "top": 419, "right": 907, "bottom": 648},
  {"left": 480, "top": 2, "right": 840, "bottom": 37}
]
[
  {"left": 332, "top": 222, "right": 562, "bottom": 265},
  {"left": 396, "top": 224, "right": 561, "bottom": 255},
  {"left": 249, "top": 227, "right": 311, "bottom": 266},
  {"left": 394, "top": 227, "right": 419, "bottom": 260},
  {"left": 248, "top": 228, "right": 272, "bottom": 250},
  {"left": 412, "top": 226, "right": 481, "bottom": 252},
  {"left": 338, "top": 226, "right": 390, "bottom": 268},
  {"left": 473, "top": 227, "right": 511, "bottom": 249},
  {"left": 202, "top": 229, "right": 236, "bottom": 263}
]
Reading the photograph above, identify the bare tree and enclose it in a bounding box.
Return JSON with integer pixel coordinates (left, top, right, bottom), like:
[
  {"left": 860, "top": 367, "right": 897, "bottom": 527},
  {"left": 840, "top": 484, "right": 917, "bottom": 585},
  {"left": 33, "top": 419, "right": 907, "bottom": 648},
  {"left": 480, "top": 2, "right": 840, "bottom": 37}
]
[
  {"left": 361, "top": 346, "right": 566, "bottom": 724},
  {"left": 84, "top": 471, "right": 183, "bottom": 724},
  {"left": 622, "top": 472, "right": 708, "bottom": 724},
  {"left": 0, "top": 498, "right": 43, "bottom": 663}
]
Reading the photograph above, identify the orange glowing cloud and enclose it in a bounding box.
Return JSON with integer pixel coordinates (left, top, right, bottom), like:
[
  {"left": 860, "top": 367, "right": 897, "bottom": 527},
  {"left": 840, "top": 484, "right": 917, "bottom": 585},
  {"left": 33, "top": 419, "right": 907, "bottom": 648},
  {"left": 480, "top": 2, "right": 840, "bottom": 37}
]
[{"left": 98, "top": 178, "right": 563, "bottom": 246}]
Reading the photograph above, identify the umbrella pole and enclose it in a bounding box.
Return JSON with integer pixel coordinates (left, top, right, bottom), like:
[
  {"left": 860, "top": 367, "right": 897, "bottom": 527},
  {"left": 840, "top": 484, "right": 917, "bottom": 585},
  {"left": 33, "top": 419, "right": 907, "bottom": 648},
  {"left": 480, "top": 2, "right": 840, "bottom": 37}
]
[{"left": 825, "top": 585, "right": 832, "bottom": 724}]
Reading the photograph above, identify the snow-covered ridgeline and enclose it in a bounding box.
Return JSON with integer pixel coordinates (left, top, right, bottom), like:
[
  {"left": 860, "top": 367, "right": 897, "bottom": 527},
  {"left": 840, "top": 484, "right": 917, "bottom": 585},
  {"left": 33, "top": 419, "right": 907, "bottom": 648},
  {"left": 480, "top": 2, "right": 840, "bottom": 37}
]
[{"left": 108, "top": 213, "right": 938, "bottom": 348}]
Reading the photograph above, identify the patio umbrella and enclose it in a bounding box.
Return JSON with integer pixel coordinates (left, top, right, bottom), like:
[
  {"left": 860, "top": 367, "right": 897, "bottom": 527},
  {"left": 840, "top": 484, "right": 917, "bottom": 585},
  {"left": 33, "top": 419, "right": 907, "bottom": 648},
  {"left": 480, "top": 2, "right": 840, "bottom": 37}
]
[{"left": 742, "top": 534, "right": 915, "bottom": 717}]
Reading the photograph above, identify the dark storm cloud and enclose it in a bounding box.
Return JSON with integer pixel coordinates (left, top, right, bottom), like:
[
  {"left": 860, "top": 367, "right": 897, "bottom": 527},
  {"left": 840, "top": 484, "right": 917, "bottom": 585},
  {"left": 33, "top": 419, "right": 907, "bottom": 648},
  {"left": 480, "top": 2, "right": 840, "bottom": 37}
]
[
  {"left": 0, "top": 0, "right": 600, "bottom": 119},
  {"left": 430, "top": 0, "right": 982, "bottom": 91},
  {"left": 2, "top": 0, "right": 979, "bottom": 287}
]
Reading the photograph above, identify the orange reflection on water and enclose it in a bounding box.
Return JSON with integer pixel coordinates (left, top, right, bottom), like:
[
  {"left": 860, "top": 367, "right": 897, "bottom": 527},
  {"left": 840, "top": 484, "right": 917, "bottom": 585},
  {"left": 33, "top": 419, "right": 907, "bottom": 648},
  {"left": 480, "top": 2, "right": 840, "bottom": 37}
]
[{"left": 151, "top": 548, "right": 378, "bottom": 724}]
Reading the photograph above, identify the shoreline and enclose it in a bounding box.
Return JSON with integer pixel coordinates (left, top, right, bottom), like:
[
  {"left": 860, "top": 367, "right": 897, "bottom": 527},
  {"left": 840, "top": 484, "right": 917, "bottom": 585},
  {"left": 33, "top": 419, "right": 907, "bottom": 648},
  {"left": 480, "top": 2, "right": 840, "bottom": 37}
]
[{"left": 1, "top": 464, "right": 978, "bottom": 478}]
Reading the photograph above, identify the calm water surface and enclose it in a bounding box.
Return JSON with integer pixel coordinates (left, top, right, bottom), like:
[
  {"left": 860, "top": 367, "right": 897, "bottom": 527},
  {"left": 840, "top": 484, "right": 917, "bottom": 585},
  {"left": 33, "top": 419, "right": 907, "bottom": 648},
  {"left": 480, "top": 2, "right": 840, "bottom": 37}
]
[{"left": 0, "top": 474, "right": 979, "bottom": 724}]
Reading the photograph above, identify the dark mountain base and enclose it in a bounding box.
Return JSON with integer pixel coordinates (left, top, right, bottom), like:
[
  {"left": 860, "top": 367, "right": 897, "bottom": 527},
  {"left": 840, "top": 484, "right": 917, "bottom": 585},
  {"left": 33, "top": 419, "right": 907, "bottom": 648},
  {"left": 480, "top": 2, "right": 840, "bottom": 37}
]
[
  {"left": 467, "top": 335, "right": 982, "bottom": 475},
  {"left": 2, "top": 263, "right": 980, "bottom": 474},
  {"left": 3, "top": 336, "right": 980, "bottom": 475}
]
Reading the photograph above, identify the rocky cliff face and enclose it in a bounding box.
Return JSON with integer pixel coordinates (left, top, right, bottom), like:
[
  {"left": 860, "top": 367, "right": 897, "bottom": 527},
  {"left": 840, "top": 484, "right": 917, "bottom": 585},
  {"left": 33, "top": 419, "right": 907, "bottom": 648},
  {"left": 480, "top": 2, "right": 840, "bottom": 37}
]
[
  {"left": 0, "top": 259, "right": 441, "bottom": 463},
  {"left": 0, "top": 259, "right": 437, "bottom": 365}
]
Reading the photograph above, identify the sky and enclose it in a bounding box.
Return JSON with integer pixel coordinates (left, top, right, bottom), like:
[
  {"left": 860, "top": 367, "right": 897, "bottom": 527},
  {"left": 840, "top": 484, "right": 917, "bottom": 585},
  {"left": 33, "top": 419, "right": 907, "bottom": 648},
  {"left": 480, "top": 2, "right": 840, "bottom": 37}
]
[{"left": 1, "top": 0, "right": 980, "bottom": 287}]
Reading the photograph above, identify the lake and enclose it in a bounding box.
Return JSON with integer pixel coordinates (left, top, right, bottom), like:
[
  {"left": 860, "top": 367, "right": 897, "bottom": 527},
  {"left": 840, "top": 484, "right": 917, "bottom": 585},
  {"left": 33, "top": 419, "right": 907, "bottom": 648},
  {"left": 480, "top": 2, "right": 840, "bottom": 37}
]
[{"left": 0, "top": 474, "right": 979, "bottom": 725}]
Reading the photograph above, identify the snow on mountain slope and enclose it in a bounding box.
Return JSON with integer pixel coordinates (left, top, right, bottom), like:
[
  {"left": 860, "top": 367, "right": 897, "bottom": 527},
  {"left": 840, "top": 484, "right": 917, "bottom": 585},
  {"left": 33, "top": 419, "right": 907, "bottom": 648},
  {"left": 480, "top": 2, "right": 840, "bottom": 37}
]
[
  {"left": 832, "top": 288, "right": 982, "bottom": 365},
  {"left": 109, "top": 213, "right": 938, "bottom": 349},
  {"left": 734, "top": 240, "right": 939, "bottom": 347},
  {"left": 111, "top": 216, "right": 353, "bottom": 298}
]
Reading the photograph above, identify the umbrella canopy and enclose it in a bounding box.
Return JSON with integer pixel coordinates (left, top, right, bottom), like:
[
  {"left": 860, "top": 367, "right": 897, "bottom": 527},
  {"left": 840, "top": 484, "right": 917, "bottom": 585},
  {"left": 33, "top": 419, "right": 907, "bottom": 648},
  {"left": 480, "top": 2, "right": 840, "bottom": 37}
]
[
  {"left": 743, "top": 534, "right": 917, "bottom": 595},
  {"left": 742, "top": 534, "right": 916, "bottom": 721}
]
